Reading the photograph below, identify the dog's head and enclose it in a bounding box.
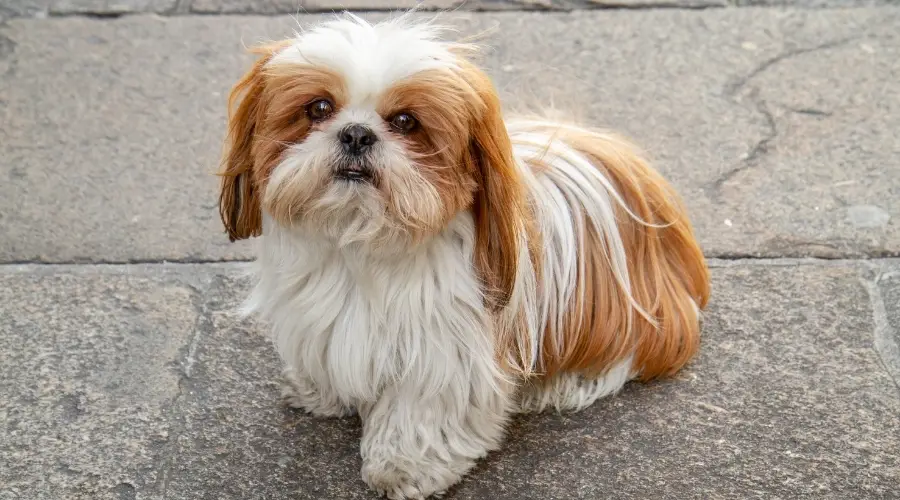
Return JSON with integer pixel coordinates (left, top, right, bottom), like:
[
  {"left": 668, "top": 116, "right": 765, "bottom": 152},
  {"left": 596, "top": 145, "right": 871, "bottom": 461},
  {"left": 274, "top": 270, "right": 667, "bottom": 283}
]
[{"left": 218, "top": 14, "right": 524, "bottom": 304}]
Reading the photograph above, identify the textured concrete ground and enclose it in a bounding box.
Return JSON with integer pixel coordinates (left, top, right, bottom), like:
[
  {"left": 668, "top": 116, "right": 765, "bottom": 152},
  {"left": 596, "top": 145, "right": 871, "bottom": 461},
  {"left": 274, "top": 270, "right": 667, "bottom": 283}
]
[{"left": 1, "top": 4, "right": 899, "bottom": 500}]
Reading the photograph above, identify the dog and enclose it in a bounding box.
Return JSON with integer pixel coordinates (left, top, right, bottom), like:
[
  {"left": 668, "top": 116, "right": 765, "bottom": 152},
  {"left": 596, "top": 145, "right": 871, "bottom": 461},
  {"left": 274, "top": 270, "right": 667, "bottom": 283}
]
[{"left": 216, "top": 13, "right": 710, "bottom": 499}]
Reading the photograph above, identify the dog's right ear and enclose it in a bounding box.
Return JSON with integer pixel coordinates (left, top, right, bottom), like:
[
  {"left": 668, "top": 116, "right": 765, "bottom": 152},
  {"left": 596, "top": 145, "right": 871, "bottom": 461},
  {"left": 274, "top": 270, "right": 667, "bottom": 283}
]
[{"left": 217, "top": 44, "right": 285, "bottom": 241}]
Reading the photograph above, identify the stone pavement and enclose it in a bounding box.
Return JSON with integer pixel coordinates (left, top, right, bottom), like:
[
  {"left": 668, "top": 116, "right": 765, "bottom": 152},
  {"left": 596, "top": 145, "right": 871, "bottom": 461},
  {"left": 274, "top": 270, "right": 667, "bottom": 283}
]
[{"left": 1, "top": 5, "right": 899, "bottom": 500}]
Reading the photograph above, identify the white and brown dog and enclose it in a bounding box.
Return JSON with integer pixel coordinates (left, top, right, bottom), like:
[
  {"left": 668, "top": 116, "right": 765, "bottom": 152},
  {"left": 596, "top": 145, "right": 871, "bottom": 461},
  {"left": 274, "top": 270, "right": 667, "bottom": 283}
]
[{"left": 217, "top": 13, "right": 709, "bottom": 499}]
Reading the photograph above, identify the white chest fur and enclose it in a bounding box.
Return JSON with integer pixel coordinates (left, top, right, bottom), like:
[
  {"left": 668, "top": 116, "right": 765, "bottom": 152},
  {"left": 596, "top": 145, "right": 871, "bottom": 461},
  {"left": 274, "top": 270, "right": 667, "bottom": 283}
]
[{"left": 243, "top": 214, "right": 498, "bottom": 408}]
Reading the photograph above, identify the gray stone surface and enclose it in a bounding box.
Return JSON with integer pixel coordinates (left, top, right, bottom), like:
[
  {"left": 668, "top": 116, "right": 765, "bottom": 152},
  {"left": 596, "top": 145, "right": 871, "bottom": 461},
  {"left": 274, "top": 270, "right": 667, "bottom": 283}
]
[
  {"left": 2, "top": 10, "right": 899, "bottom": 263},
  {"left": 155, "top": 271, "right": 371, "bottom": 500},
  {"left": 1, "top": 261, "right": 898, "bottom": 499},
  {"left": 0, "top": 265, "right": 204, "bottom": 499},
  {"left": 0, "top": 15, "right": 248, "bottom": 263},
  {"left": 48, "top": 0, "right": 178, "bottom": 15}
]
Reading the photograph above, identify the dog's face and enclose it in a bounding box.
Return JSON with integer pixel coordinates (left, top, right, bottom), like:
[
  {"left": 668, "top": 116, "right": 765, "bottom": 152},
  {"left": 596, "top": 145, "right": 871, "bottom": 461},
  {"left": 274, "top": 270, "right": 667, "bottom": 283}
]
[{"left": 218, "top": 15, "right": 526, "bottom": 304}]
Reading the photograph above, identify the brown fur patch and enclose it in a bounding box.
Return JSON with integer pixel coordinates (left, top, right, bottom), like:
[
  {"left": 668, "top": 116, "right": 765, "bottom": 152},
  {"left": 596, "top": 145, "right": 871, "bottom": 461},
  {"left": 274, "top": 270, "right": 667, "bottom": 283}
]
[
  {"left": 457, "top": 62, "right": 531, "bottom": 311},
  {"left": 378, "top": 72, "right": 479, "bottom": 231},
  {"left": 533, "top": 129, "right": 710, "bottom": 381},
  {"left": 217, "top": 43, "right": 346, "bottom": 240},
  {"left": 377, "top": 66, "right": 537, "bottom": 309}
]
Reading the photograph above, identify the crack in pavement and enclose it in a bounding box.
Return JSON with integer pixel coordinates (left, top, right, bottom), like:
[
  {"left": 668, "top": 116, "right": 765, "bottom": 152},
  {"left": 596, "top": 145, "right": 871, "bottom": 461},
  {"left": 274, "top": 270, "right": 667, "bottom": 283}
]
[
  {"left": 713, "top": 89, "right": 777, "bottom": 193},
  {"left": 150, "top": 276, "right": 219, "bottom": 499},
  {"left": 723, "top": 36, "right": 859, "bottom": 98},
  {"left": 713, "top": 36, "right": 859, "bottom": 199},
  {"left": 169, "top": 0, "right": 193, "bottom": 14},
  {"left": 860, "top": 269, "right": 900, "bottom": 393},
  {"left": 784, "top": 106, "right": 832, "bottom": 117},
  {"left": 0, "top": 31, "right": 13, "bottom": 57},
  {"left": 0, "top": 27, "right": 17, "bottom": 79}
]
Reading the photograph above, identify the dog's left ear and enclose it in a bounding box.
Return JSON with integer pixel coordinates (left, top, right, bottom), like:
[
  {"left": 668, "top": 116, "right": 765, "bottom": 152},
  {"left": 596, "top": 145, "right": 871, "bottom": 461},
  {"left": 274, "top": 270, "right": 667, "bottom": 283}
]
[
  {"left": 461, "top": 63, "right": 527, "bottom": 310},
  {"left": 217, "top": 43, "right": 287, "bottom": 242}
]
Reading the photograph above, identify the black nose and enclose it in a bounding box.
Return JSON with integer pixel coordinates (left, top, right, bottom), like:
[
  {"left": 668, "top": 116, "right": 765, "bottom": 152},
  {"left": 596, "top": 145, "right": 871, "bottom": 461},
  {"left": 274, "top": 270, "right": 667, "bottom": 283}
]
[{"left": 339, "top": 124, "right": 378, "bottom": 155}]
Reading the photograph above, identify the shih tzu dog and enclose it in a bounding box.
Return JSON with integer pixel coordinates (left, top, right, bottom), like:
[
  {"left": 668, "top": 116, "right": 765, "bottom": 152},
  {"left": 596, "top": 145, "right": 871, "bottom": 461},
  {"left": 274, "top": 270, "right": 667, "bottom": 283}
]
[{"left": 217, "top": 13, "right": 710, "bottom": 499}]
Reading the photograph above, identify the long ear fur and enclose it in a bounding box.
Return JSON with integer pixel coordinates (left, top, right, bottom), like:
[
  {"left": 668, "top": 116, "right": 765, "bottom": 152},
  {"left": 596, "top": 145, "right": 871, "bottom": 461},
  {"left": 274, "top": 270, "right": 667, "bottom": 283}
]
[
  {"left": 217, "top": 44, "right": 286, "bottom": 241},
  {"left": 462, "top": 63, "right": 529, "bottom": 310}
]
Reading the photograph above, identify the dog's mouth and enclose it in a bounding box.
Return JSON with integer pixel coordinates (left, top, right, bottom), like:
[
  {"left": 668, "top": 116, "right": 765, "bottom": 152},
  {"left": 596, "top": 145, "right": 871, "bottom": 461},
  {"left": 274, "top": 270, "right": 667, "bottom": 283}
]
[
  {"left": 335, "top": 169, "right": 373, "bottom": 182},
  {"left": 334, "top": 163, "right": 375, "bottom": 183}
]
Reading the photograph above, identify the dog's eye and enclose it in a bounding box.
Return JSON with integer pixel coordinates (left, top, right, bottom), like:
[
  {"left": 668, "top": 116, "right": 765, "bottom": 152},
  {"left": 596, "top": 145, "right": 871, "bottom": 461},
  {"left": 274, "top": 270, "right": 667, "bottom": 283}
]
[
  {"left": 307, "top": 99, "right": 334, "bottom": 121},
  {"left": 389, "top": 113, "right": 418, "bottom": 134}
]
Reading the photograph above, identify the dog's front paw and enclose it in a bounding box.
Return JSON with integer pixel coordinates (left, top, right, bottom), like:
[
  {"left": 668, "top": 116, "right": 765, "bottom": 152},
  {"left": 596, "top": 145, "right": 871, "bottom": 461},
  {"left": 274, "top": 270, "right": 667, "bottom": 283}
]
[
  {"left": 279, "top": 369, "right": 354, "bottom": 418},
  {"left": 361, "top": 457, "right": 465, "bottom": 500}
]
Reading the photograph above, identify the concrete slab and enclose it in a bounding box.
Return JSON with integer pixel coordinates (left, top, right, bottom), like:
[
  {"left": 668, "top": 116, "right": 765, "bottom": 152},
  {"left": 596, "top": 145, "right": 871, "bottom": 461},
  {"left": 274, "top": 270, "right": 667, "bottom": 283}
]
[
  {"left": 1, "top": 10, "right": 899, "bottom": 263},
  {"left": 0, "top": 265, "right": 205, "bottom": 500},
  {"left": 1, "top": 261, "right": 898, "bottom": 499},
  {"left": 0, "top": 15, "right": 250, "bottom": 263},
  {"left": 156, "top": 271, "right": 371, "bottom": 500}
]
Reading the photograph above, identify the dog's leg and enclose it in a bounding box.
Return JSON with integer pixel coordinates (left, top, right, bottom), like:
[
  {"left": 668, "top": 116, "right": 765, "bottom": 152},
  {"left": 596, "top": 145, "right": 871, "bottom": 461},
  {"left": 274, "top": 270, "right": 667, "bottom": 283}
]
[
  {"left": 279, "top": 367, "right": 355, "bottom": 418},
  {"left": 358, "top": 363, "right": 513, "bottom": 499}
]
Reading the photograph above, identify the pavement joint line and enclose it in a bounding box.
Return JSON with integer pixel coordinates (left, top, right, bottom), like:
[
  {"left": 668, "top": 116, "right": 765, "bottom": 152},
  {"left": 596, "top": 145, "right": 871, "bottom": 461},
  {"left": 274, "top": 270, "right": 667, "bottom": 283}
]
[
  {"left": 21, "top": 4, "right": 900, "bottom": 19},
  {"left": 2, "top": 257, "right": 900, "bottom": 271},
  {"left": 25, "top": 4, "right": 767, "bottom": 19},
  {"left": 2, "top": 251, "right": 899, "bottom": 266},
  {"left": 0, "top": 258, "right": 253, "bottom": 266}
]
